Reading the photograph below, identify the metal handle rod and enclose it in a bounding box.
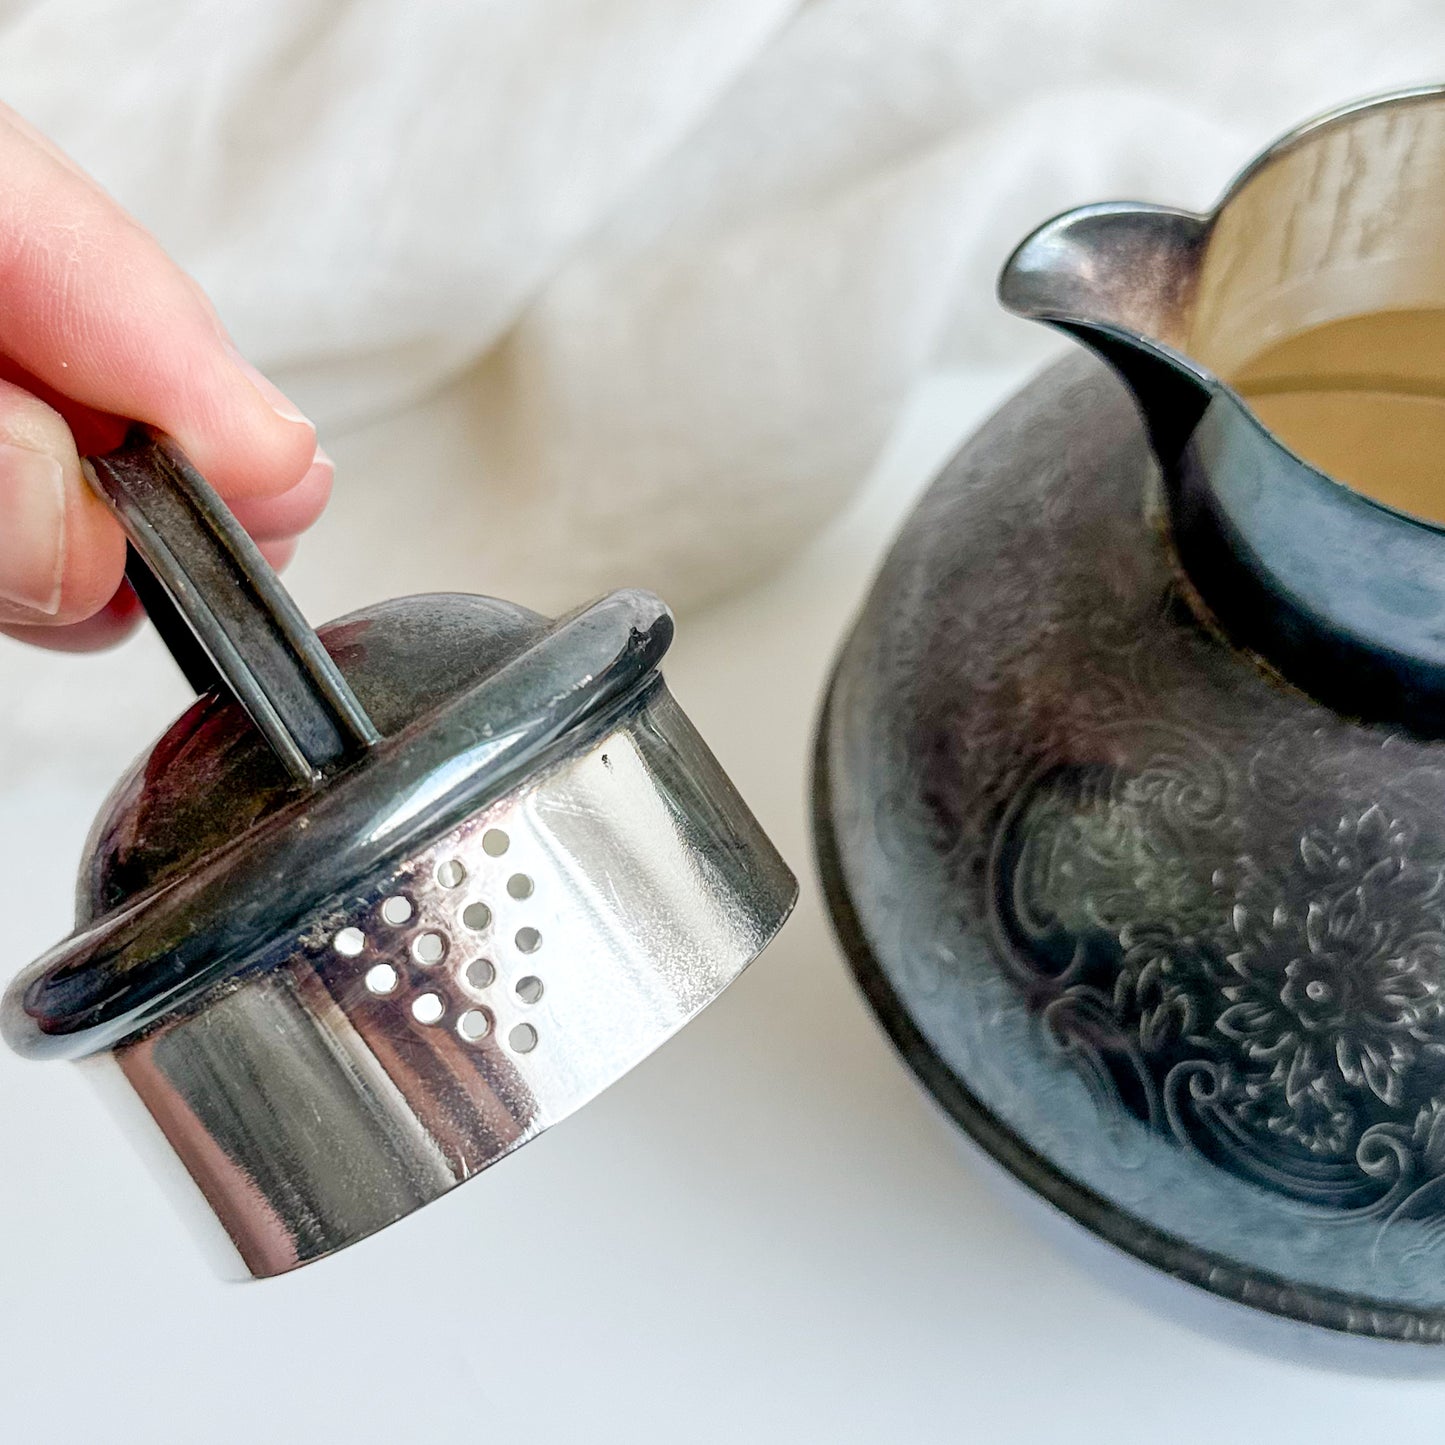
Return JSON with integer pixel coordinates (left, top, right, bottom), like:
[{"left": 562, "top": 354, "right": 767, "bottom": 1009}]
[{"left": 85, "top": 426, "right": 379, "bottom": 785}]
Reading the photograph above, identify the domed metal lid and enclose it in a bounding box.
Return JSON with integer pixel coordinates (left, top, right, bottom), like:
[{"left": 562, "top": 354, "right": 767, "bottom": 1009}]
[{"left": 7, "top": 600, "right": 673, "bottom": 1061}]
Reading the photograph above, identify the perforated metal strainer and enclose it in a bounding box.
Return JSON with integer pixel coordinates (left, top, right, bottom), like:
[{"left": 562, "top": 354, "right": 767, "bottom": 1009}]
[{"left": 2, "top": 430, "right": 795, "bottom": 1278}]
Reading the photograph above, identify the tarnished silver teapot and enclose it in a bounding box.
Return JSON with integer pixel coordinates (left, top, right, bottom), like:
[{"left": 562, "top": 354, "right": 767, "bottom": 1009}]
[{"left": 816, "top": 86, "right": 1445, "bottom": 1342}]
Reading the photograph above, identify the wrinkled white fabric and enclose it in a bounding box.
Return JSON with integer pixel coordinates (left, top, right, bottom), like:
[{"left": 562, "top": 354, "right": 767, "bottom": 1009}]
[
  {"left": 0, "top": 0, "right": 1443, "bottom": 761},
  {"left": 3, "top": 0, "right": 1444, "bottom": 598}
]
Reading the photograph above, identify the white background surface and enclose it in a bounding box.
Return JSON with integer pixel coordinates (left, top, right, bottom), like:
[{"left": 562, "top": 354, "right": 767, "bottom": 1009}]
[{"left": 6, "top": 365, "right": 1445, "bottom": 1442}]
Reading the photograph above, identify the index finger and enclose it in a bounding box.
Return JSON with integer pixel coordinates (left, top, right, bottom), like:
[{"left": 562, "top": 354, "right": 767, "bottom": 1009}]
[{"left": 0, "top": 103, "right": 317, "bottom": 503}]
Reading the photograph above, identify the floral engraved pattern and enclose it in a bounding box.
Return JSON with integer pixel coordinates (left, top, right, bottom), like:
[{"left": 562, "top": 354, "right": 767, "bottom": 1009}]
[
  {"left": 829, "top": 356, "right": 1445, "bottom": 1327},
  {"left": 993, "top": 768, "right": 1445, "bottom": 1206},
  {"left": 1220, "top": 808, "right": 1445, "bottom": 1114}
]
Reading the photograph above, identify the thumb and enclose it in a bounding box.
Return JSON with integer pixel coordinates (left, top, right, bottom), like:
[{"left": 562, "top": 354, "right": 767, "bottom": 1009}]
[{"left": 0, "top": 378, "right": 121, "bottom": 627}]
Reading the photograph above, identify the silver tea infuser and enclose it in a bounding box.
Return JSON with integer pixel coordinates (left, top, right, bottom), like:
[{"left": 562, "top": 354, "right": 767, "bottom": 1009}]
[{"left": 3, "top": 428, "right": 795, "bottom": 1278}]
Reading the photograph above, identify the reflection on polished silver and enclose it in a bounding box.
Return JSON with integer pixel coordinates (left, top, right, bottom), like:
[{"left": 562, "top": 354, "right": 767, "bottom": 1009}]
[
  {"left": 107, "top": 682, "right": 792, "bottom": 1279},
  {"left": 999, "top": 82, "right": 1445, "bottom": 370},
  {"left": 2, "top": 430, "right": 795, "bottom": 1279}
]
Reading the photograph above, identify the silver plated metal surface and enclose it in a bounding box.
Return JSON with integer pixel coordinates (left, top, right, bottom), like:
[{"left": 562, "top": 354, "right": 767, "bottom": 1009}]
[
  {"left": 115, "top": 650, "right": 790, "bottom": 1277},
  {"left": 817, "top": 87, "right": 1445, "bottom": 1341},
  {"left": 4, "top": 435, "right": 796, "bottom": 1278}
]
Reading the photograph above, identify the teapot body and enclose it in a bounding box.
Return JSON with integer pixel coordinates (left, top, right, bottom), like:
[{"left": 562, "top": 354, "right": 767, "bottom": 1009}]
[{"left": 816, "top": 353, "right": 1445, "bottom": 1340}]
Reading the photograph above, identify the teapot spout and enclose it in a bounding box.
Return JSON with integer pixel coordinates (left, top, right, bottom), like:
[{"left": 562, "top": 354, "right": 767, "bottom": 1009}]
[
  {"left": 997, "top": 98, "right": 1445, "bottom": 739},
  {"left": 999, "top": 203, "right": 1211, "bottom": 462},
  {"left": 999, "top": 202, "right": 1206, "bottom": 346}
]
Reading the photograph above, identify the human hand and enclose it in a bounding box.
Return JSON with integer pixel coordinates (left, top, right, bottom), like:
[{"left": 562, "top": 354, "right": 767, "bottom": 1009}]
[{"left": 0, "top": 103, "right": 329, "bottom": 651}]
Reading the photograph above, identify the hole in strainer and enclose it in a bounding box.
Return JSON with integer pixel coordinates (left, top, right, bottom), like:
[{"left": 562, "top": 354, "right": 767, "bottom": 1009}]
[
  {"left": 482, "top": 829, "right": 510, "bottom": 857},
  {"left": 465, "top": 958, "right": 496, "bottom": 990},
  {"left": 365, "top": 963, "right": 398, "bottom": 995},
  {"left": 515, "top": 975, "right": 544, "bottom": 1005},
  {"left": 515, "top": 927, "right": 541, "bottom": 954},
  {"left": 458, "top": 1008, "right": 492, "bottom": 1042},
  {"left": 507, "top": 873, "right": 534, "bottom": 899},
  {"left": 437, "top": 859, "right": 466, "bottom": 889},
  {"left": 509, "top": 1023, "right": 538, "bottom": 1054},
  {"left": 380, "top": 895, "right": 413, "bottom": 926},
  {"left": 462, "top": 901, "right": 492, "bottom": 931},
  {"left": 333, "top": 927, "right": 365, "bottom": 957},
  {"left": 411, "top": 993, "right": 445, "bottom": 1025},
  {"left": 412, "top": 931, "right": 447, "bottom": 965}
]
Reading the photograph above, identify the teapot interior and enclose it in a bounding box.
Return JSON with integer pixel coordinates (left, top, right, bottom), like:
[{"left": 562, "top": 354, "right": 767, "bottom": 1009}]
[{"left": 1188, "top": 91, "right": 1445, "bottom": 523}]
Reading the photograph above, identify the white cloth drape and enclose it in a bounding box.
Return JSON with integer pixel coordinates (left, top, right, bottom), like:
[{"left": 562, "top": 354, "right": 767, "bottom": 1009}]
[{"left": 0, "top": 0, "right": 1442, "bottom": 760}]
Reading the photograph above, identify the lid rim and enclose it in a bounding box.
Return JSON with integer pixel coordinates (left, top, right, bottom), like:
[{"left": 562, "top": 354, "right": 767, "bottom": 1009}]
[{"left": 2, "top": 589, "right": 673, "bottom": 1061}]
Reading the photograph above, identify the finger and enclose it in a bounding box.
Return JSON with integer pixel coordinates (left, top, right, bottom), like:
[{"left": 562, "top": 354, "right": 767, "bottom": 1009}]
[
  {"left": 0, "top": 103, "right": 317, "bottom": 504},
  {"left": 0, "top": 577, "right": 141, "bottom": 652},
  {"left": 4, "top": 523, "right": 304, "bottom": 655},
  {"left": 0, "top": 377, "right": 123, "bottom": 629},
  {"left": 258, "top": 537, "right": 298, "bottom": 572},
  {"left": 5, "top": 522, "right": 302, "bottom": 655},
  {"left": 1, "top": 431, "right": 325, "bottom": 654},
  {"left": 228, "top": 447, "right": 333, "bottom": 542}
]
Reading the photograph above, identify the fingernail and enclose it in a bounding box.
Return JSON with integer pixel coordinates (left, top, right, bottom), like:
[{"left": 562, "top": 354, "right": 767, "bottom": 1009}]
[
  {"left": 225, "top": 344, "right": 314, "bottom": 430},
  {"left": 296, "top": 445, "right": 333, "bottom": 508},
  {"left": 0, "top": 443, "right": 65, "bottom": 615}
]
